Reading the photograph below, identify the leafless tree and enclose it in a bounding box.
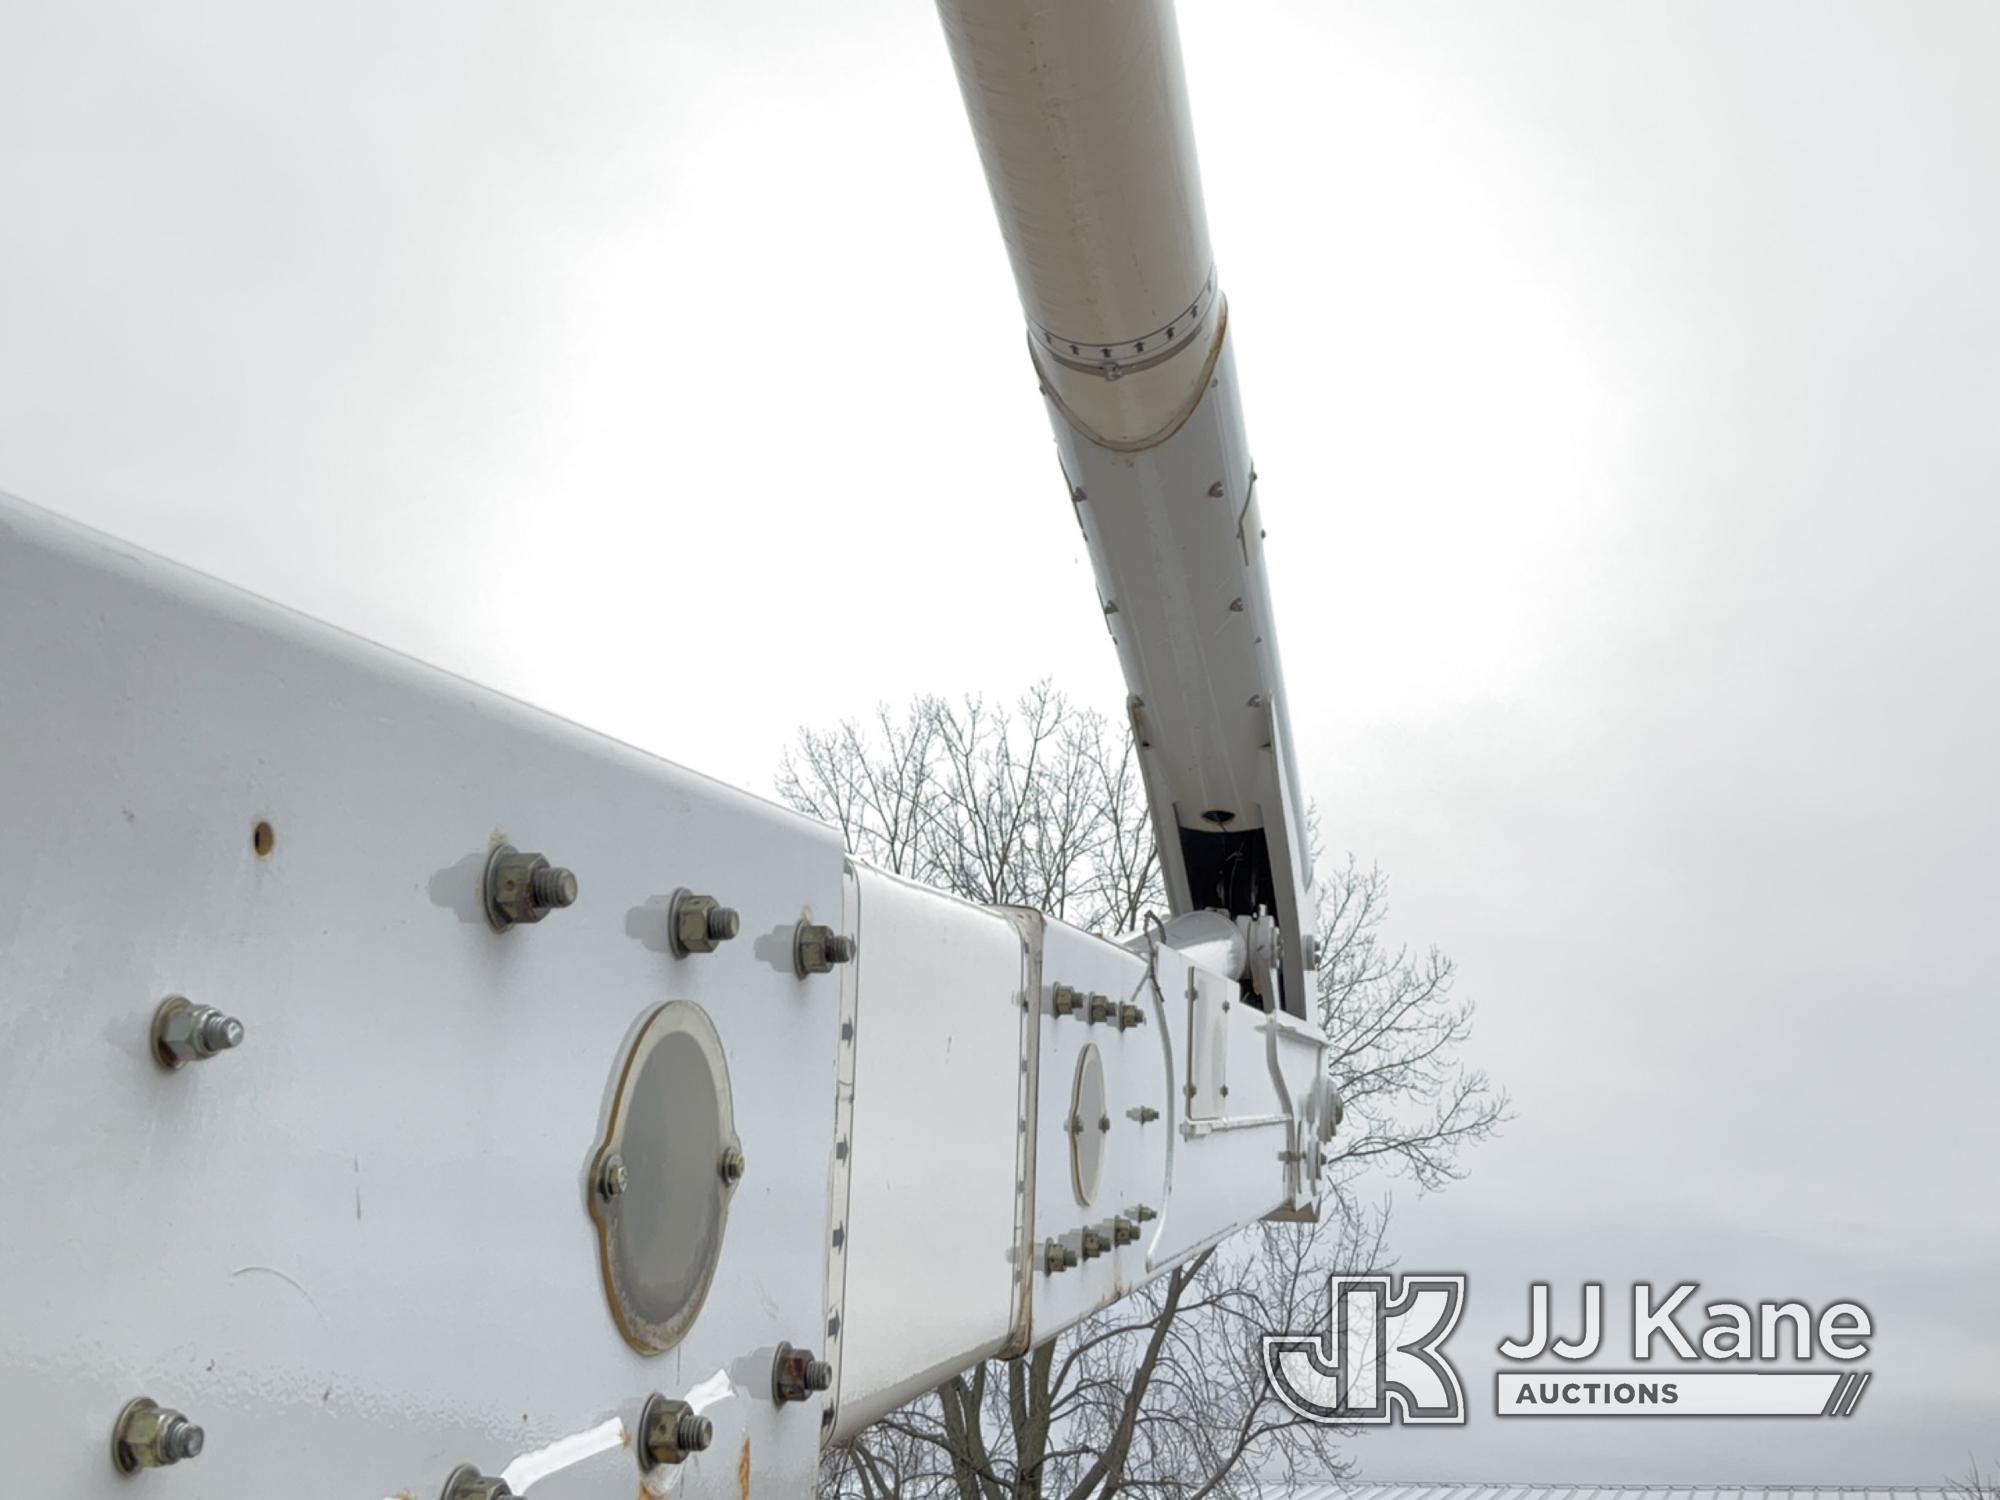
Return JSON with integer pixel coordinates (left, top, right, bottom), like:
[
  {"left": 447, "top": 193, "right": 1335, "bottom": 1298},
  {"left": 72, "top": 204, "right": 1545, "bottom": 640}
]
[
  {"left": 1956, "top": 1460, "right": 2000, "bottom": 1498},
  {"left": 780, "top": 683, "right": 1505, "bottom": 1500}
]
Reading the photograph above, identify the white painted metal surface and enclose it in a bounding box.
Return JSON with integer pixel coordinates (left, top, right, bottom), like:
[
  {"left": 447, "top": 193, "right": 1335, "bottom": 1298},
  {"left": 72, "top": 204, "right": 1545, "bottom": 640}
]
[
  {"left": 0, "top": 495, "right": 846, "bottom": 1499},
  {"left": 1, "top": 490, "right": 1329, "bottom": 1494},
  {"left": 937, "top": 0, "right": 1318, "bottom": 1016},
  {"left": 830, "top": 867, "right": 1029, "bottom": 1439}
]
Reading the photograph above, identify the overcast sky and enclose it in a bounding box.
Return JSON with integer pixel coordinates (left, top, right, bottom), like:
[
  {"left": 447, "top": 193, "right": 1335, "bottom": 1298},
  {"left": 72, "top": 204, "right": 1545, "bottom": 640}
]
[{"left": 4, "top": 0, "right": 1996, "bottom": 1484}]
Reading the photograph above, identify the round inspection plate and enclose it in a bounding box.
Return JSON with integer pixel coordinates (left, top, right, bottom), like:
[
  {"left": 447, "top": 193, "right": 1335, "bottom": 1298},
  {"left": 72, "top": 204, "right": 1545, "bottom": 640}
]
[
  {"left": 590, "top": 1001, "right": 739, "bottom": 1355},
  {"left": 1070, "top": 1042, "right": 1107, "bottom": 1207}
]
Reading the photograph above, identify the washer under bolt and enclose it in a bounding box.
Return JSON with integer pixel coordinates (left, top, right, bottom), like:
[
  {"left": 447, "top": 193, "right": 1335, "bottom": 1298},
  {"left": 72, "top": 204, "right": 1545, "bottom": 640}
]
[
  {"left": 597, "top": 1153, "right": 629, "bottom": 1199},
  {"left": 1042, "top": 1238, "right": 1079, "bottom": 1274},
  {"left": 150, "top": 997, "right": 244, "bottom": 1071},
  {"left": 670, "top": 890, "right": 740, "bottom": 955},
  {"left": 441, "top": 1464, "right": 513, "bottom": 1500},
  {"left": 638, "top": 1394, "right": 713, "bottom": 1469},
  {"left": 483, "top": 844, "right": 578, "bottom": 930},
  {"left": 718, "top": 1145, "right": 746, "bottom": 1184},
  {"left": 772, "top": 1341, "right": 833, "bottom": 1405},
  {"left": 794, "top": 921, "right": 855, "bottom": 977},
  {"left": 111, "top": 1397, "right": 204, "bottom": 1473}
]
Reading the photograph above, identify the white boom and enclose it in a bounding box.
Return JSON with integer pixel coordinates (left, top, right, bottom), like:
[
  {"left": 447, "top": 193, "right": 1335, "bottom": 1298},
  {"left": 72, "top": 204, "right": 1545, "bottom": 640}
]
[
  {"left": 0, "top": 3, "right": 1336, "bottom": 1498},
  {"left": 940, "top": 0, "right": 1319, "bottom": 1018}
]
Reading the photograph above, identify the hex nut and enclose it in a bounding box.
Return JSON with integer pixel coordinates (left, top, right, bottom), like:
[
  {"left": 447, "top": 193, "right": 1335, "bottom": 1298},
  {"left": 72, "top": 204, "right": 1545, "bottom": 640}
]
[
  {"left": 598, "top": 1153, "right": 629, "bottom": 1199},
  {"left": 1050, "top": 984, "right": 1079, "bottom": 1018},
  {"left": 718, "top": 1145, "right": 746, "bottom": 1184},
  {"left": 1113, "top": 1216, "right": 1140, "bottom": 1245},
  {"left": 151, "top": 997, "right": 244, "bottom": 1071},
  {"left": 1042, "top": 1238, "right": 1079, "bottom": 1274},
  {"left": 671, "top": 890, "right": 740, "bottom": 956},
  {"left": 638, "top": 1394, "right": 713, "bottom": 1469},
  {"left": 111, "top": 1397, "right": 204, "bottom": 1472},
  {"left": 1134, "top": 1204, "right": 1158, "bottom": 1222},
  {"left": 483, "top": 844, "right": 577, "bottom": 930},
  {"left": 1117, "top": 1003, "right": 1145, "bottom": 1030},
  {"left": 1086, "top": 993, "right": 1114, "bottom": 1025},
  {"left": 772, "top": 1341, "right": 833, "bottom": 1405},
  {"left": 794, "top": 921, "right": 854, "bottom": 977},
  {"left": 1080, "top": 1227, "right": 1108, "bottom": 1260},
  {"left": 441, "top": 1464, "right": 514, "bottom": 1500}
]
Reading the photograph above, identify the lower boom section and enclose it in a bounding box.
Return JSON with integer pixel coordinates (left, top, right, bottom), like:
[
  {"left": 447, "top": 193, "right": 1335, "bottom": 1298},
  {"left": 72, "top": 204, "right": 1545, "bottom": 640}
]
[{"left": 0, "top": 494, "right": 1332, "bottom": 1498}]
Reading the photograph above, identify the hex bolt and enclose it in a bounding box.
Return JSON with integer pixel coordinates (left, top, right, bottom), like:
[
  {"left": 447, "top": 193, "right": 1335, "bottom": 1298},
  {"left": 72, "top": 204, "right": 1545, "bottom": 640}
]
[
  {"left": 1118, "top": 1003, "right": 1145, "bottom": 1030},
  {"left": 1087, "top": 993, "right": 1114, "bottom": 1025},
  {"left": 638, "top": 1394, "right": 713, "bottom": 1469},
  {"left": 151, "top": 997, "right": 245, "bottom": 1071},
  {"left": 1042, "top": 1239, "right": 1079, "bottom": 1274},
  {"left": 1080, "top": 1227, "right": 1108, "bottom": 1260},
  {"left": 1134, "top": 1204, "right": 1158, "bottom": 1223},
  {"left": 597, "top": 1153, "right": 629, "bottom": 1199},
  {"left": 441, "top": 1464, "right": 514, "bottom": 1500},
  {"left": 483, "top": 844, "right": 578, "bottom": 930},
  {"left": 111, "top": 1398, "right": 204, "bottom": 1473},
  {"left": 718, "top": 1145, "right": 746, "bottom": 1184},
  {"left": 1113, "top": 1216, "right": 1140, "bottom": 1246},
  {"left": 670, "top": 890, "right": 740, "bottom": 956},
  {"left": 1066, "top": 1113, "right": 1084, "bottom": 1136},
  {"left": 1098, "top": 1114, "right": 1111, "bottom": 1133},
  {"left": 1049, "top": 984, "right": 1079, "bottom": 1018},
  {"left": 772, "top": 1341, "right": 833, "bottom": 1405},
  {"left": 794, "top": 921, "right": 855, "bottom": 977},
  {"left": 1130, "top": 1106, "right": 1160, "bottom": 1124}
]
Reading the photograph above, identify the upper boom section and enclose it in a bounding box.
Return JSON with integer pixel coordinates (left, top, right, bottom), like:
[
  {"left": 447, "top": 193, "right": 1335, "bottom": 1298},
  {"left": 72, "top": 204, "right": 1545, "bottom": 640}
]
[{"left": 936, "top": 0, "right": 1319, "bottom": 1015}]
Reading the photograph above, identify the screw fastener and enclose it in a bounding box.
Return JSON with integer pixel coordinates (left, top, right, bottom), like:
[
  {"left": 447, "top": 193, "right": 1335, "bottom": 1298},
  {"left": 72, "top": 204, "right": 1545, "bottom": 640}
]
[
  {"left": 1135, "top": 1204, "right": 1158, "bottom": 1222},
  {"left": 151, "top": 997, "right": 244, "bottom": 1071},
  {"left": 1042, "top": 1238, "right": 1080, "bottom": 1274},
  {"left": 441, "top": 1464, "right": 514, "bottom": 1500},
  {"left": 718, "top": 1145, "right": 746, "bottom": 1184},
  {"left": 794, "top": 921, "right": 855, "bottom": 977},
  {"left": 1086, "top": 994, "right": 1114, "bottom": 1025},
  {"left": 670, "top": 890, "right": 740, "bottom": 955},
  {"left": 1081, "top": 1227, "right": 1108, "bottom": 1260},
  {"left": 1117, "top": 1003, "right": 1145, "bottom": 1030},
  {"left": 1050, "top": 984, "right": 1080, "bottom": 1018},
  {"left": 1113, "top": 1216, "right": 1140, "bottom": 1245},
  {"left": 483, "top": 844, "right": 578, "bottom": 929},
  {"left": 638, "top": 1394, "right": 713, "bottom": 1469},
  {"left": 772, "top": 1341, "right": 833, "bottom": 1405},
  {"left": 598, "top": 1153, "right": 629, "bottom": 1199},
  {"left": 111, "top": 1398, "right": 204, "bottom": 1473}
]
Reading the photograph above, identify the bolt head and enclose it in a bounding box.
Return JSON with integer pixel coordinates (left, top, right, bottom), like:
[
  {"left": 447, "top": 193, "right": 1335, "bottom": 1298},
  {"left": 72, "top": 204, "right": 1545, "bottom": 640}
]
[
  {"left": 152, "top": 997, "right": 243, "bottom": 1070},
  {"left": 598, "top": 1154, "right": 629, "bottom": 1199},
  {"left": 484, "top": 845, "right": 572, "bottom": 928},
  {"left": 773, "top": 1342, "right": 831, "bottom": 1404},
  {"left": 112, "top": 1398, "right": 204, "bottom": 1473},
  {"left": 672, "top": 891, "right": 738, "bottom": 955},
  {"left": 794, "top": 921, "right": 853, "bottom": 976},
  {"left": 718, "top": 1145, "right": 746, "bottom": 1184}
]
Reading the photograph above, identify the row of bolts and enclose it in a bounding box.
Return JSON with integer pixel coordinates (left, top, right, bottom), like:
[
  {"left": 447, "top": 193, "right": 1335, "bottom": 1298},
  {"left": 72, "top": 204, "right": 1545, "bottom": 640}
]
[
  {"left": 113, "top": 1352, "right": 829, "bottom": 1490},
  {"left": 124, "top": 846, "right": 847, "bottom": 1480},
  {"left": 1047, "top": 981, "right": 1155, "bottom": 1273}
]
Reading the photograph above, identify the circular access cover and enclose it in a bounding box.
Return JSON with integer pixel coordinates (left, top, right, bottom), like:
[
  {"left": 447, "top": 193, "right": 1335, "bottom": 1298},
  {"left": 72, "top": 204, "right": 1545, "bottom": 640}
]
[
  {"left": 589, "top": 1001, "right": 740, "bottom": 1355},
  {"left": 1070, "top": 1042, "right": 1108, "bottom": 1206}
]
